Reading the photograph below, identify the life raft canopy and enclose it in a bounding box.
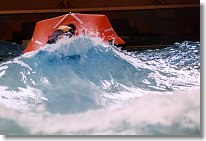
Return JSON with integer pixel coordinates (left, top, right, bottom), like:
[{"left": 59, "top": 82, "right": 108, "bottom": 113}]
[{"left": 23, "top": 13, "right": 125, "bottom": 53}]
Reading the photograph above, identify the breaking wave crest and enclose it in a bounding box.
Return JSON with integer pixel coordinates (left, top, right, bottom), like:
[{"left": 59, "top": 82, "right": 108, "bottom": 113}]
[{"left": 0, "top": 36, "right": 200, "bottom": 135}]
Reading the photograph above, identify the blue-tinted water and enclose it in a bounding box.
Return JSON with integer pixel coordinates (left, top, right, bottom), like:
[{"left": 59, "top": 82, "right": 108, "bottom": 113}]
[{"left": 0, "top": 36, "right": 200, "bottom": 135}]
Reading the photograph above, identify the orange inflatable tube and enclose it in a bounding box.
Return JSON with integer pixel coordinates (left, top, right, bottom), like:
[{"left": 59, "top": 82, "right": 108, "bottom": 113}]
[{"left": 23, "top": 13, "right": 125, "bottom": 53}]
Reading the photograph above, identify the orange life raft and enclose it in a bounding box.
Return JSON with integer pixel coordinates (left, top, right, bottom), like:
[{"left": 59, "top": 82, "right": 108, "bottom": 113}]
[{"left": 23, "top": 13, "right": 125, "bottom": 53}]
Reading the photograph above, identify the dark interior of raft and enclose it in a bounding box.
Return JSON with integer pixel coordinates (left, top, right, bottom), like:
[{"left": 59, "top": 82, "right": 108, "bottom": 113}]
[{"left": 0, "top": 0, "right": 200, "bottom": 51}]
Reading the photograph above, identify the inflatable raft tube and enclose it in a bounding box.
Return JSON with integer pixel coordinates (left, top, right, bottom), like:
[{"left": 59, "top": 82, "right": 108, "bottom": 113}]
[{"left": 23, "top": 13, "right": 125, "bottom": 53}]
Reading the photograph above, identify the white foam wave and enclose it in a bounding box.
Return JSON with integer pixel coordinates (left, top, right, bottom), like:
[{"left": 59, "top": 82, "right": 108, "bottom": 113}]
[
  {"left": 0, "top": 86, "right": 47, "bottom": 111},
  {"left": 0, "top": 38, "right": 200, "bottom": 135},
  {"left": 113, "top": 48, "right": 200, "bottom": 90},
  {"left": 0, "top": 88, "right": 200, "bottom": 135},
  {"left": 39, "top": 35, "right": 107, "bottom": 57}
]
